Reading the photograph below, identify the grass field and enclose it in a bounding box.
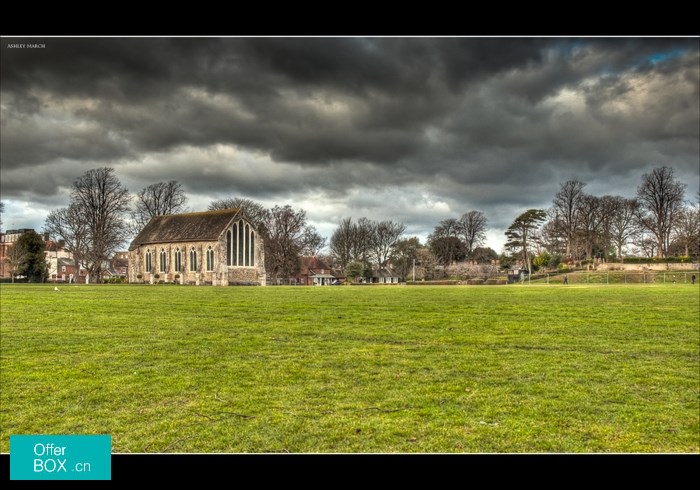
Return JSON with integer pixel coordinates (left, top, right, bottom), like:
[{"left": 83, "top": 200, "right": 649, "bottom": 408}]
[{"left": 0, "top": 283, "right": 698, "bottom": 453}]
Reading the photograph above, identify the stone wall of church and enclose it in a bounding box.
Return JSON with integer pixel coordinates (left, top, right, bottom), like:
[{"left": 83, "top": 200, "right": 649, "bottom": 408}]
[{"left": 128, "top": 236, "right": 266, "bottom": 286}]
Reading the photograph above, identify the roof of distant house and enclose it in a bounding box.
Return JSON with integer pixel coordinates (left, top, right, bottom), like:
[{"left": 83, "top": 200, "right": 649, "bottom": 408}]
[
  {"left": 299, "top": 256, "right": 333, "bottom": 273},
  {"left": 129, "top": 209, "right": 242, "bottom": 251},
  {"left": 112, "top": 258, "right": 129, "bottom": 268},
  {"left": 371, "top": 267, "right": 398, "bottom": 278}
]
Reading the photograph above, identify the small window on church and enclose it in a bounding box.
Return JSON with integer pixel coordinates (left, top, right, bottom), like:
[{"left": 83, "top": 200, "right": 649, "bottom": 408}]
[
  {"left": 145, "top": 249, "right": 152, "bottom": 272},
  {"left": 174, "top": 248, "right": 182, "bottom": 272},
  {"left": 227, "top": 229, "right": 232, "bottom": 266},
  {"left": 238, "top": 220, "right": 244, "bottom": 266},
  {"left": 206, "top": 246, "right": 214, "bottom": 271},
  {"left": 159, "top": 248, "right": 166, "bottom": 273},
  {"left": 190, "top": 247, "right": 197, "bottom": 272}
]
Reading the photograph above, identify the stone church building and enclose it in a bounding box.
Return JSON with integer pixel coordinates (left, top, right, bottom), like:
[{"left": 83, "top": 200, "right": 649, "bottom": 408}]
[{"left": 128, "top": 209, "right": 266, "bottom": 286}]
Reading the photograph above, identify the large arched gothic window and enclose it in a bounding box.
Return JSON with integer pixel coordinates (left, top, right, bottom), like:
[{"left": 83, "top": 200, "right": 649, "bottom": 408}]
[{"left": 226, "top": 219, "right": 255, "bottom": 267}]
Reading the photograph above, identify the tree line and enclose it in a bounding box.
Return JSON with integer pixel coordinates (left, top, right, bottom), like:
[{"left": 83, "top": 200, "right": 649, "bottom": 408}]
[
  {"left": 504, "top": 166, "right": 699, "bottom": 272},
  {"left": 2, "top": 165, "right": 697, "bottom": 283}
]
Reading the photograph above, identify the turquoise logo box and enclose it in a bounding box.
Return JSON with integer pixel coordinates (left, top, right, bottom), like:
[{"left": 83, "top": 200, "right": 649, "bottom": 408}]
[{"left": 10, "top": 435, "right": 111, "bottom": 480}]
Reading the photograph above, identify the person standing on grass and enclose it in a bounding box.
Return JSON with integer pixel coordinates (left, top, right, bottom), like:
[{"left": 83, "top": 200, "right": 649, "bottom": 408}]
[
  {"left": 563, "top": 274, "right": 568, "bottom": 285},
  {"left": 692, "top": 275, "right": 697, "bottom": 285}
]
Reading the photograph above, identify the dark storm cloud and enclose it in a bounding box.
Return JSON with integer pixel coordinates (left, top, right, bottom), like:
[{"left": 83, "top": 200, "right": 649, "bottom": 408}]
[
  {"left": 1, "top": 37, "right": 698, "bottom": 249},
  {"left": 1, "top": 37, "right": 550, "bottom": 170}
]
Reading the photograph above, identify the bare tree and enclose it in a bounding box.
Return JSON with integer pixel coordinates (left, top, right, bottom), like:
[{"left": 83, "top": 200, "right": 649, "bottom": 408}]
[
  {"left": 552, "top": 180, "right": 586, "bottom": 258},
  {"left": 636, "top": 166, "right": 686, "bottom": 257},
  {"left": 458, "top": 210, "right": 488, "bottom": 257},
  {"left": 132, "top": 181, "right": 188, "bottom": 232},
  {"left": 609, "top": 197, "right": 640, "bottom": 262},
  {"left": 50, "top": 168, "right": 131, "bottom": 283},
  {"left": 538, "top": 219, "right": 566, "bottom": 256},
  {"left": 208, "top": 197, "right": 270, "bottom": 234},
  {"left": 300, "top": 225, "right": 327, "bottom": 256},
  {"left": 0, "top": 201, "right": 4, "bottom": 230},
  {"left": 633, "top": 231, "right": 658, "bottom": 258},
  {"left": 672, "top": 203, "right": 700, "bottom": 258},
  {"left": 597, "top": 195, "right": 621, "bottom": 261},
  {"left": 264, "top": 205, "right": 307, "bottom": 283},
  {"left": 352, "top": 217, "right": 375, "bottom": 266},
  {"left": 577, "top": 194, "right": 602, "bottom": 260},
  {"left": 370, "top": 220, "right": 406, "bottom": 267},
  {"left": 44, "top": 204, "right": 90, "bottom": 275},
  {"left": 5, "top": 242, "right": 24, "bottom": 283},
  {"left": 329, "top": 217, "right": 355, "bottom": 270}
]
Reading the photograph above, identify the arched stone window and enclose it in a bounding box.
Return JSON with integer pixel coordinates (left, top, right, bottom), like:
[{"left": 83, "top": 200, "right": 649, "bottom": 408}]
[
  {"left": 145, "top": 248, "right": 152, "bottom": 272},
  {"left": 238, "top": 220, "right": 244, "bottom": 266},
  {"left": 206, "top": 246, "right": 214, "bottom": 271},
  {"left": 174, "top": 247, "right": 182, "bottom": 272},
  {"left": 250, "top": 231, "right": 255, "bottom": 266},
  {"left": 244, "top": 223, "right": 251, "bottom": 266},
  {"left": 226, "top": 219, "right": 256, "bottom": 267},
  {"left": 159, "top": 248, "right": 166, "bottom": 273},
  {"left": 190, "top": 247, "right": 197, "bottom": 272},
  {"left": 232, "top": 223, "right": 239, "bottom": 265},
  {"left": 226, "top": 229, "right": 232, "bottom": 266}
]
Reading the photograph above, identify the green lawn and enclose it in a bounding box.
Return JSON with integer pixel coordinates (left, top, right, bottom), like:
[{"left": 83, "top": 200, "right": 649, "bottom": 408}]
[{"left": 0, "top": 283, "right": 698, "bottom": 453}]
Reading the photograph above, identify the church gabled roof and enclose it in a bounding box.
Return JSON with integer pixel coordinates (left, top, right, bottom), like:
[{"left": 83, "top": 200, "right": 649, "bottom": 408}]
[{"left": 128, "top": 209, "right": 241, "bottom": 251}]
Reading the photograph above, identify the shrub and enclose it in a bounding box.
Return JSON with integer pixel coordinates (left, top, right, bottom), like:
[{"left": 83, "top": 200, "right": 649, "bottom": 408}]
[
  {"left": 533, "top": 252, "right": 551, "bottom": 269},
  {"left": 548, "top": 254, "right": 562, "bottom": 269},
  {"left": 102, "top": 276, "right": 126, "bottom": 284}
]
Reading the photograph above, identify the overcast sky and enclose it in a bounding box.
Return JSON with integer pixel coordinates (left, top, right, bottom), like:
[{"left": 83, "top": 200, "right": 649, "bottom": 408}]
[{"left": 1, "top": 37, "right": 698, "bottom": 252}]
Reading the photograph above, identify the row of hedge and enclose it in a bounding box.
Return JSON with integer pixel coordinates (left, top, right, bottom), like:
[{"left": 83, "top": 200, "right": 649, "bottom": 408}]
[
  {"left": 406, "top": 280, "right": 460, "bottom": 286},
  {"left": 615, "top": 256, "right": 695, "bottom": 264},
  {"left": 577, "top": 257, "right": 696, "bottom": 265}
]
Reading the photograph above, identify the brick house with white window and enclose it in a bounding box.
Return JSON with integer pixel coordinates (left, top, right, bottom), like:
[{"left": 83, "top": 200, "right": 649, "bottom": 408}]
[{"left": 294, "top": 256, "right": 337, "bottom": 285}]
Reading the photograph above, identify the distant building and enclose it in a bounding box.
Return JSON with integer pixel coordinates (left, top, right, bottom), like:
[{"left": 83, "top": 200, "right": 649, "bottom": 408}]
[
  {"left": 367, "top": 267, "right": 400, "bottom": 284},
  {"left": 106, "top": 251, "right": 129, "bottom": 278},
  {"left": 294, "top": 256, "right": 337, "bottom": 285},
  {"left": 128, "top": 209, "right": 265, "bottom": 286},
  {"left": 45, "top": 239, "right": 81, "bottom": 282},
  {"left": 0, "top": 228, "right": 37, "bottom": 278}
]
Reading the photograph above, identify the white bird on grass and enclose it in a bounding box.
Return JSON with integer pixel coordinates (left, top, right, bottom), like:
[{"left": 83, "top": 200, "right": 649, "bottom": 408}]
[{"left": 54, "top": 286, "right": 61, "bottom": 292}]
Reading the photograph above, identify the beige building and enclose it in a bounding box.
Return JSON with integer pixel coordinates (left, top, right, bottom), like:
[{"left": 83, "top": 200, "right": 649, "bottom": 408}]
[{"left": 128, "top": 209, "right": 265, "bottom": 286}]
